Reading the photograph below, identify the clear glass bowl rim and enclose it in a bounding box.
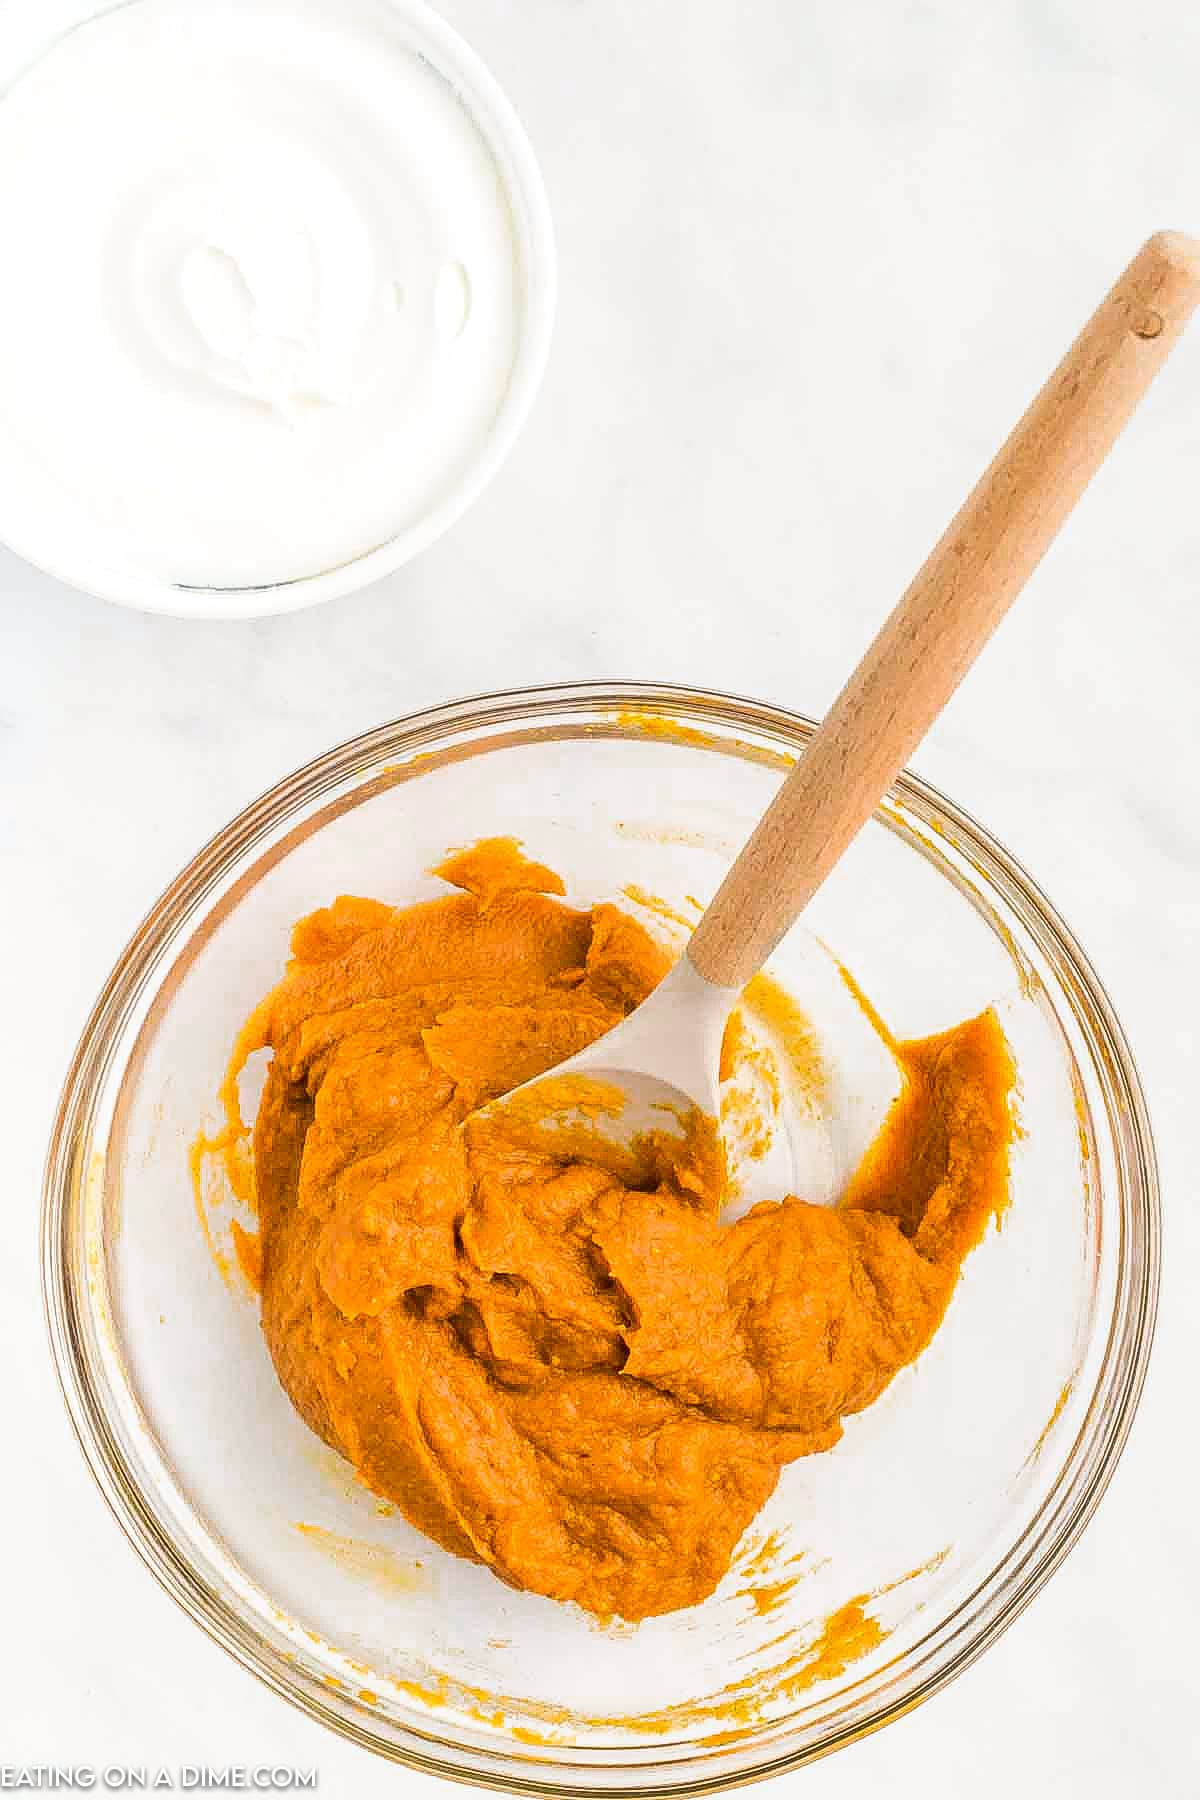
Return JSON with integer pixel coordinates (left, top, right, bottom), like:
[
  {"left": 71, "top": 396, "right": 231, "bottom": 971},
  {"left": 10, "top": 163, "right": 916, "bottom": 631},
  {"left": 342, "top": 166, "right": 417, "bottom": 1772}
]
[{"left": 42, "top": 680, "right": 1161, "bottom": 1793}]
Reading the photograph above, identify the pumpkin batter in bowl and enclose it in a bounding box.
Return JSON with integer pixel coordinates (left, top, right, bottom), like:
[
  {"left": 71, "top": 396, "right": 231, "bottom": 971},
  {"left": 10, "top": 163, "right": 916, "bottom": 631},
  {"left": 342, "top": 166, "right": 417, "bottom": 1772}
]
[{"left": 211, "top": 836, "right": 1015, "bottom": 1623}]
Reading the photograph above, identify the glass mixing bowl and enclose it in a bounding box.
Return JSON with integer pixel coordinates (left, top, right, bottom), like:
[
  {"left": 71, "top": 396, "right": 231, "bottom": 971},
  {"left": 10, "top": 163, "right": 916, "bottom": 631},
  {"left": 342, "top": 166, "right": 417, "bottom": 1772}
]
[{"left": 43, "top": 683, "right": 1159, "bottom": 1791}]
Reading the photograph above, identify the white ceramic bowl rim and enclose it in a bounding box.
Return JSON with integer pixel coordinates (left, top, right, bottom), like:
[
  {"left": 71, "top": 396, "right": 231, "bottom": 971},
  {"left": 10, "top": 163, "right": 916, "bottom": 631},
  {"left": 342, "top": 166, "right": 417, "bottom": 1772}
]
[{"left": 0, "top": 0, "right": 556, "bottom": 619}]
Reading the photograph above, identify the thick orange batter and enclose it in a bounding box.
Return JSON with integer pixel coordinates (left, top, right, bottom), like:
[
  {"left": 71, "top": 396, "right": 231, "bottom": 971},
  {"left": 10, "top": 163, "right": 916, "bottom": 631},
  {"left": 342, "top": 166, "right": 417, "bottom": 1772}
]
[{"left": 219, "top": 838, "right": 1015, "bottom": 1621}]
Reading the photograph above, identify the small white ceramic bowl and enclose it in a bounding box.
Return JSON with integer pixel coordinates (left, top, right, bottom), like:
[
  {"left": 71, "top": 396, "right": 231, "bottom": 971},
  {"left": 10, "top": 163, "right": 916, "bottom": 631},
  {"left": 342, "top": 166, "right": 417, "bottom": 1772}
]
[{"left": 0, "top": 0, "right": 555, "bottom": 618}]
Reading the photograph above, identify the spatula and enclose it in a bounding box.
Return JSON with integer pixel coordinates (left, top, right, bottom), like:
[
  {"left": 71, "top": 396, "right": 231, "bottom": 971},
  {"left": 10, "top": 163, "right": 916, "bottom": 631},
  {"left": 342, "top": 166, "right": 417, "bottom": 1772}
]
[{"left": 478, "top": 231, "right": 1200, "bottom": 1185}]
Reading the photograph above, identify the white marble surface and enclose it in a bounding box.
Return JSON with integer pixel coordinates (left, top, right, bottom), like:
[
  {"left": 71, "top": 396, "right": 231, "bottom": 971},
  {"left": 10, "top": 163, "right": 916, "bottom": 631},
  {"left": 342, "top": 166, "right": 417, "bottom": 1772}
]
[{"left": 4, "top": 0, "right": 1200, "bottom": 1791}]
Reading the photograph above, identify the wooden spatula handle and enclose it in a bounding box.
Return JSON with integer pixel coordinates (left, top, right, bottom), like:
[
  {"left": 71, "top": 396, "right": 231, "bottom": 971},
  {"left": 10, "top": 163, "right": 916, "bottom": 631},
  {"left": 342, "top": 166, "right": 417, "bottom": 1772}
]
[{"left": 689, "top": 230, "right": 1200, "bottom": 990}]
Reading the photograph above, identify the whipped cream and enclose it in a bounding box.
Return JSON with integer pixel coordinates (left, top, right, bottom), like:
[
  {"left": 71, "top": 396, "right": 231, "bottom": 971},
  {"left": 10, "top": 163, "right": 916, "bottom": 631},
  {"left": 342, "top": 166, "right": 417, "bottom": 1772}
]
[{"left": 0, "top": 0, "right": 522, "bottom": 590}]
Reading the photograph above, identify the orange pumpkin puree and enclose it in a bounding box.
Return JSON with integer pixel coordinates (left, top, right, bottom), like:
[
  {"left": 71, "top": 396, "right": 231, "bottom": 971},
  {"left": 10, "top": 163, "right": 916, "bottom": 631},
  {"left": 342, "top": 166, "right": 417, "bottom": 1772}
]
[{"left": 216, "top": 837, "right": 1014, "bottom": 1622}]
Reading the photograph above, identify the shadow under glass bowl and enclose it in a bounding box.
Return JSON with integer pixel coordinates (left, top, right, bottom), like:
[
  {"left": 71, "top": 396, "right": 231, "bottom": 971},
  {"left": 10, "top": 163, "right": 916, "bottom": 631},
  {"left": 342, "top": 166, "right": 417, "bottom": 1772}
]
[{"left": 42, "top": 682, "right": 1159, "bottom": 1792}]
